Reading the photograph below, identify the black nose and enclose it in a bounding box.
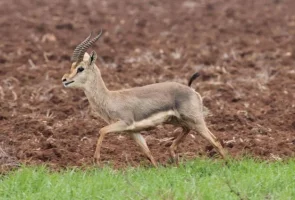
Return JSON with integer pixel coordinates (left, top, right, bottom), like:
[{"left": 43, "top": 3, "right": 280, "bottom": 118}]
[{"left": 62, "top": 78, "right": 67, "bottom": 82}]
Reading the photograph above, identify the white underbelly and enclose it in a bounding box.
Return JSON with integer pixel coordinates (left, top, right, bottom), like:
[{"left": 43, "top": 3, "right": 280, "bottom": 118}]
[{"left": 126, "top": 110, "right": 177, "bottom": 131}]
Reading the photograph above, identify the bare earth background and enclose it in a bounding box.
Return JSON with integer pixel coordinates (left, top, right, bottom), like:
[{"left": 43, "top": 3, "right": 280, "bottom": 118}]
[{"left": 0, "top": 0, "right": 295, "bottom": 169}]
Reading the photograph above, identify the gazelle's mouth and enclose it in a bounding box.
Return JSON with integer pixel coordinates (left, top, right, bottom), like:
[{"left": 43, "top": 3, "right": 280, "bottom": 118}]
[{"left": 64, "top": 81, "right": 74, "bottom": 86}]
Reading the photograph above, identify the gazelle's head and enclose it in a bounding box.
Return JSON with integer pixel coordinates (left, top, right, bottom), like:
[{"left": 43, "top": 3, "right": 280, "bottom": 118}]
[{"left": 62, "top": 31, "right": 102, "bottom": 89}]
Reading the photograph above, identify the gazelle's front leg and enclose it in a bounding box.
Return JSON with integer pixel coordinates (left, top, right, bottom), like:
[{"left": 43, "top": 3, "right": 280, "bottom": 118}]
[
  {"left": 94, "top": 121, "right": 128, "bottom": 164},
  {"left": 132, "top": 133, "right": 157, "bottom": 167}
]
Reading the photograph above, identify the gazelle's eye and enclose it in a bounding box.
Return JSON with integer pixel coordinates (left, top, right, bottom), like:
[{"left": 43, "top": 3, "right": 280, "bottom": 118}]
[{"left": 77, "top": 67, "right": 84, "bottom": 73}]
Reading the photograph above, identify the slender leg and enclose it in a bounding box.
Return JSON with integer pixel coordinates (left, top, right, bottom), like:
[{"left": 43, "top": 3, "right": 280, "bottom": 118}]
[
  {"left": 169, "top": 127, "right": 190, "bottom": 164},
  {"left": 192, "top": 121, "right": 227, "bottom": 159},
  {"left": 94, "top": 121, "right": 128, "bottom": 164},
  {"left": 131, "top": 133, "right": 157, "bottom": 167}
]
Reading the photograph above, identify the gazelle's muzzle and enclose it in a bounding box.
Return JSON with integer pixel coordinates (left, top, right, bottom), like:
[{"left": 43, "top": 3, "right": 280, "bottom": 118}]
[{"left": 62, "top": 74, "right": 75, "bottom": 87}]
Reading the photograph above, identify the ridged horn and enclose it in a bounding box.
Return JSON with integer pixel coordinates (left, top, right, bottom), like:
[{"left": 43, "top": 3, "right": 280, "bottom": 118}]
[
  {"left": 75, "top": 30, "right": 103, "bottom": 64},
  {"left": 71, "top": 33, "right": 92, "bottom": 62}
]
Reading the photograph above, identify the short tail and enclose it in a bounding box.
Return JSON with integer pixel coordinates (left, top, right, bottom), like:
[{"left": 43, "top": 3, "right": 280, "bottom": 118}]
[{"left": 188, "top": 72, "right": 200, "bottom": 87}]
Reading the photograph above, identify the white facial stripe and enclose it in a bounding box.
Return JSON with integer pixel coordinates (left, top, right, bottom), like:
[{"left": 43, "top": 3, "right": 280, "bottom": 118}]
[{"left": 127, "top": 110, "right": 176, "bottom": 131}]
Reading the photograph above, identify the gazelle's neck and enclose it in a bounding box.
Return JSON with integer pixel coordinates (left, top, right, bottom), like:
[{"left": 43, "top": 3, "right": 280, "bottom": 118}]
[{"left": 83, "top": 66, "right": 110, "bottom": 106}]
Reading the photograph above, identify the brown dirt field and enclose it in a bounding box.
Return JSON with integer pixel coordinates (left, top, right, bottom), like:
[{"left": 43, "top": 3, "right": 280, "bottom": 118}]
[{"left": 0, "top": 0, "right": 295, "bottom": 169}]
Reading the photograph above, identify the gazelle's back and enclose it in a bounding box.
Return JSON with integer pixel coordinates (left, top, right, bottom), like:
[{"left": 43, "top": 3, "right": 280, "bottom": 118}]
[{"left": 110, "top": 82, "right": 201, "bottom": 124}]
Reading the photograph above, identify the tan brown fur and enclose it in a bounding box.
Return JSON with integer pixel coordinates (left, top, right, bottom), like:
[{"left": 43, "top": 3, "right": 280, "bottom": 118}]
[{"left": 62, "top": 52, "right": 227, "bottom": 167}]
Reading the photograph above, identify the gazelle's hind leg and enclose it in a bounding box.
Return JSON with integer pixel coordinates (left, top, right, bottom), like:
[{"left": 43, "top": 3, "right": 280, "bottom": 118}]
[
  {"left": 190, "top": 120, "right": 227, "bottom": 158},
  {"left": 132, "top": 133, "right": 157, "bottom": 167},
  {"left": 169, "top": 127, "right": 190, "bottom": 164}
]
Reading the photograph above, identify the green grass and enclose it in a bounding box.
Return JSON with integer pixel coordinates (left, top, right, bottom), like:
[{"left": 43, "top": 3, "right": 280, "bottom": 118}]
[{"left": 1, "top": 159, "right": 295, "bottom": 200}]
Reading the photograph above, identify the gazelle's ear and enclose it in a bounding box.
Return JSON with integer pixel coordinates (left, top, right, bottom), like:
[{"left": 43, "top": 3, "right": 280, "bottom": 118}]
[
  {"left": 83, "top": 52, "right": 90, "bottom": 61},
  {"left": 88, "top": 51, "right": 97, "bottom": 66}
]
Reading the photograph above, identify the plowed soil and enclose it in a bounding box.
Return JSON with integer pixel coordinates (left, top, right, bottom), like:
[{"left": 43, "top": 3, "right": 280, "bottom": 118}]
[{"left": 1, "top": 0, "right": 295, "bottom": 169}]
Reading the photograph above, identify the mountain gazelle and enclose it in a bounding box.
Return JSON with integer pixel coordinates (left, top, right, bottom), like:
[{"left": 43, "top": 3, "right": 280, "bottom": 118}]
[{"left": 62, "top": 31, "right": 227, "bottom": 167}]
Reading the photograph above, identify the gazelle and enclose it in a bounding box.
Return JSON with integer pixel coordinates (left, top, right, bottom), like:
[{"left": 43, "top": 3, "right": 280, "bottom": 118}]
[{"left": 62, "top": 31, "right": 227, "bottom": 167}]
